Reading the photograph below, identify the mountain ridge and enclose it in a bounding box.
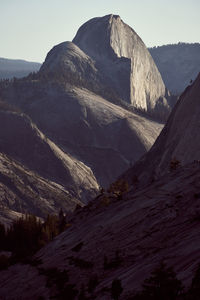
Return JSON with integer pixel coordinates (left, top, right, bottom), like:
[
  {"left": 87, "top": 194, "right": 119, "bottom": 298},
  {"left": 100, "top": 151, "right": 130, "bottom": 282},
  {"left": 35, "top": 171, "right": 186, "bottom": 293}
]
[
  {"left": 0, "top": 103, "right": 99, "bottom": 214},
  {"left": 149, "top": 42, "right": 200, "bottom": 94},
  {"left": 0, "top": 57, "right": 41, "bottom": 79}
]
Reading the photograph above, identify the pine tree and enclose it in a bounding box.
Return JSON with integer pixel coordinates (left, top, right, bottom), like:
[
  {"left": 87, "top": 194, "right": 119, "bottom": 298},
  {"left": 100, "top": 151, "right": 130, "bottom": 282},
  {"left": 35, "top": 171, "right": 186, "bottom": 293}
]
[
  {"left": 138, "top": 262, "right": 183, "bottom": 300},
  {"left": 0, "top": 222, "right": 6, "bottom": 250},
  {"left": 111, "top": 278, "right": 123, "bottom": 300},
  {"left": 187, "top": 264, "right": 200, "bottom": 299}
]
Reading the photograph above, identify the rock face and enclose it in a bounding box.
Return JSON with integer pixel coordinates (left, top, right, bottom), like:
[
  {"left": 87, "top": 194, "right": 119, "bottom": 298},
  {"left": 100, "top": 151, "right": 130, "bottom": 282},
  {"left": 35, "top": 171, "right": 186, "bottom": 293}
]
[
  {"left": 0, "top": 162, "right": 200, "bottom": 299},
  {"left": 0, "top": 207, "right": 23, "bottom": 228},
  {"left": 149, "top": 43, "right": 200, "bottom": 94},
  {"left": 73, "top": 14, "right": 169, "bottom": 116},
  {"left": 0, "top": 81, "right": 163, "bottom": 188},
  {"left": 122, "top": 71, "right": 200, "bottom": 188},
  {"left": 39, "top": 42, "right": 99, "bottom": 86},
  {"left": 0, "top": 103, "right": 99, "bottom": 208},
  {"left": 0, "top": 152, "right": 82, "bottom": 218}
]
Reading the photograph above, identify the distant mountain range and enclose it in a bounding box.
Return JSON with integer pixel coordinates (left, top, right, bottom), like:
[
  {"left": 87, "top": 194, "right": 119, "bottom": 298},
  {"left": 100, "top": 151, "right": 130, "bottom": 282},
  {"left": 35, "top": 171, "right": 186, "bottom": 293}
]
[
  {"left": 0, "top": 57, "right": 41, "bottom": 79},
  {"left": 149, "top": 42, "right": 200, "bottom": 94},
  {"left": 1, "top": 42, "right": 199, "bottom": 97}
]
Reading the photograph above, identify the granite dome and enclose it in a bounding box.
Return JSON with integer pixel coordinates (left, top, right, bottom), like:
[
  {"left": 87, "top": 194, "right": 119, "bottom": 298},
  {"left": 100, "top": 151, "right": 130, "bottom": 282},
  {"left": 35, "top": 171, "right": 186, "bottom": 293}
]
[{"left": 73, "top": 14, "right": 169, "bottom": 116}]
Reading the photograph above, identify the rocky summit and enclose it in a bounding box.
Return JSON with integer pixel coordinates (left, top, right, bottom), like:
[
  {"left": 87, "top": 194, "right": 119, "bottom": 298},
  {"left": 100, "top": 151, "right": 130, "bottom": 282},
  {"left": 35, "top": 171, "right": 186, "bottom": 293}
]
[
  {"left": 73, "top": 14, "right": 170, "bottom": 119},
  {"left": 0, "top": 14, "right": 166, "bottom": 197}
]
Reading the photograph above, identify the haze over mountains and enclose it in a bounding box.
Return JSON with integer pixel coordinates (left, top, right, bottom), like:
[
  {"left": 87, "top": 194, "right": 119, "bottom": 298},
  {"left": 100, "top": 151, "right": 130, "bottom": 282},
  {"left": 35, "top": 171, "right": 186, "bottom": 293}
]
[
  {"left": 0, "top": 57, "right": 41, "bottom": 79},
  {"left": 149, "top": 43, "right": 200, "bottom": 94},
  {"left": 0, "top": 13, "right": 200, "bottom": 300}
]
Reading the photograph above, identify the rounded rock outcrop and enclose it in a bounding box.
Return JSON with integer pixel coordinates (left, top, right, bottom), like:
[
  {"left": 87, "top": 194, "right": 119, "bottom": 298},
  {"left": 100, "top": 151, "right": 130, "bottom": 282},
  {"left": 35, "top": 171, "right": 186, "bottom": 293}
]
[{"left": 39, "top": 41, "right": 98, "bottom": 82}]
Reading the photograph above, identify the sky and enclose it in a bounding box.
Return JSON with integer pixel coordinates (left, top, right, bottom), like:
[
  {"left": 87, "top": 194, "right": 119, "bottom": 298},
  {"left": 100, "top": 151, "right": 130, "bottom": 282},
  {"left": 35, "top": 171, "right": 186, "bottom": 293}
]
[{"left": 0, "top": 0, "right": 200, "bottom": 63}]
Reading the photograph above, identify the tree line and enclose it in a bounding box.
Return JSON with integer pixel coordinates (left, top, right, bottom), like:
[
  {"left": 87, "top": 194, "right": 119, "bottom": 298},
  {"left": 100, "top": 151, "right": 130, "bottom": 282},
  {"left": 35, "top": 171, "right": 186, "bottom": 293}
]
[{"left": 0, "top": 210, "right": 68, "bottom": 263}]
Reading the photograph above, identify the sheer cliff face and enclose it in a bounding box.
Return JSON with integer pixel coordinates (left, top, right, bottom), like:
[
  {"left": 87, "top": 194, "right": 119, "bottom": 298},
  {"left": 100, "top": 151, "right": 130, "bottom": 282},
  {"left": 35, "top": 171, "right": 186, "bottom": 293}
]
[
  {"left": 73, "top": 14, "right": 167, "bottom": 113},
  {"left": 122, "top": 72, "right": 200, "bottom": 186},
  {"left": 154, "top": 72, "right": 200, "bottom": 168}
]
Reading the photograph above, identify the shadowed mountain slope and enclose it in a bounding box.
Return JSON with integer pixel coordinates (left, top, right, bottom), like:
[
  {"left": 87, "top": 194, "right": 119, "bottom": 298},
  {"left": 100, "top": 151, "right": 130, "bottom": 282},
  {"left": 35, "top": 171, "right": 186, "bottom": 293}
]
[
  {"left": 122, "top": 72, "right": 200, "bottom": 188},
  {"left": 0, "top": 109, "right": 99, "bottom": 202},
  {"left": 0, "top": 162, "right": 200, "bottom": 299},
  {"left": 0, "top": 152, "right": 82, "bottom": 219},
  {"left": 0, "top": 78, "right": 163, "bottom": 188}
]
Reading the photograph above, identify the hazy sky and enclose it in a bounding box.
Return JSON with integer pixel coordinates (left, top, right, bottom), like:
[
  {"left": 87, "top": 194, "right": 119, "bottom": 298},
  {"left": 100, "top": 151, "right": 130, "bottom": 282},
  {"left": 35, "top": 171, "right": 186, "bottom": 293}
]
[{"left": 1, "top": 0, "right": 200, "bottom": 62}]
